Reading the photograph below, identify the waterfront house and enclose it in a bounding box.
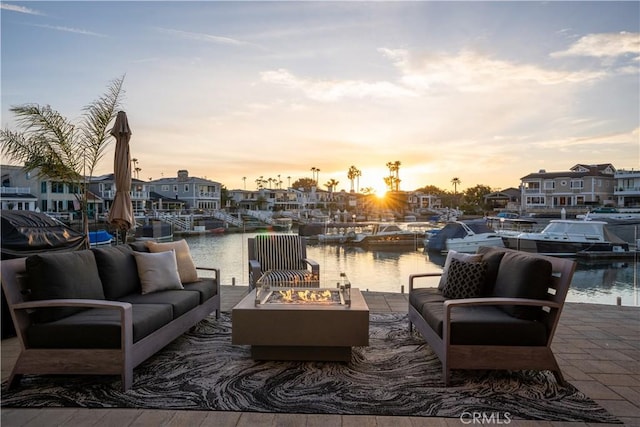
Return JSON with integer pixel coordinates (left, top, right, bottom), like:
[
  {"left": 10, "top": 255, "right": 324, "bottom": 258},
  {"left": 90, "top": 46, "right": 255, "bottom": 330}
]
[
  {"left": 520, "top": 163, "right": 617, "bottom": 216},
  {"left": 148, "top": 170, "right": 221, "bottom": 211},
  {"left": 614, "top": 169, "right": 640, "bottom": 208}
]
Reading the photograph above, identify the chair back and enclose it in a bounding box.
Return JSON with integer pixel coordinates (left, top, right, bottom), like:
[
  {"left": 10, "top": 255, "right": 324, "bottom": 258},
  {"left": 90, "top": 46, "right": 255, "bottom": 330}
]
[{"left": 249, "top": 235, "right": 307, "bottom": 273}]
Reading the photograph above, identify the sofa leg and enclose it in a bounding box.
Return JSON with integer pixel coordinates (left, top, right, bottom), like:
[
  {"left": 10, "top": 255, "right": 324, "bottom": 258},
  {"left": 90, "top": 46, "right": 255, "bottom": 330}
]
[
  {"left": 552, "top": 369, "right": 566, "bottom": 387},
  {"left": 408, "top": 320, "right": 413, "bottom": 334},
  {"left": 121, "top": 369, "right": 133, "bottom": 392},
  {"left": 443, "top": 366, "right": 451, "bottom": 386}
]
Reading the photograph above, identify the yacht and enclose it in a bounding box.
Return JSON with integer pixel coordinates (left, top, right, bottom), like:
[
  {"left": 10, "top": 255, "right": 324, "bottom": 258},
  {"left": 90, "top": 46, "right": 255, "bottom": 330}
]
[
  {"left": 348, "top": 223, "right": 423, "bottom": 249},
  {"left": 424, "top": 220, "right": 504, "bottom": 253},
  {"left": 501, "top": 219, "right": 629, "bottom": 255}
]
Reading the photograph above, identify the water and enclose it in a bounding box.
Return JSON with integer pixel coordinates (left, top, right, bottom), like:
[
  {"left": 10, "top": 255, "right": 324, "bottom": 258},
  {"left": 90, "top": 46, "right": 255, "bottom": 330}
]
[{"left": 183, "top": 231, "right": 639, "bottom": 307}]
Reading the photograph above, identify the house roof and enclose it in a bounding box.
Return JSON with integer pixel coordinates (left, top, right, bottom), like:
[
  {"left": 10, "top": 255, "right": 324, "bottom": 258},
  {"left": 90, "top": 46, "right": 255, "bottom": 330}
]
[{"left": 521, "top": 163, "right": 616, "bottom": 180}]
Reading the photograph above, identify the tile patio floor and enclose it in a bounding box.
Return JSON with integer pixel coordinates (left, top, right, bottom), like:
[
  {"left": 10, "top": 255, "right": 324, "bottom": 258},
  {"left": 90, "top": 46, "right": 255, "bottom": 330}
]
[{"left": 2, "top": 285, "right": 639, "bottom": 427}]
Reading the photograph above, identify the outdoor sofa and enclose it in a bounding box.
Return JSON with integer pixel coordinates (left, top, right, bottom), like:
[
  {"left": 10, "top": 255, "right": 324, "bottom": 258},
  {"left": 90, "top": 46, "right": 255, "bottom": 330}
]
[
  {"left": 1, "top": 239, "right": 220, "bottom": 391},
  {"left": 408, "top": 246, "right": 576, "bottom": 385}
]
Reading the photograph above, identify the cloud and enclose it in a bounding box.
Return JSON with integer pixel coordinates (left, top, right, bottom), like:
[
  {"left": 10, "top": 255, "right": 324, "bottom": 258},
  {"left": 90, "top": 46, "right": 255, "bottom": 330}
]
[
  {"left": 31, "top": 24, "right": 107, "bottom": 37},
  {"left": 380, "top": 48, "right": 605, "bottom": 93},
  {"left": 154, "top": 27, "right": 262, "bottom": 49},
  {"left": 260, "top": 68, "right": 416, "bottom": 102},
  {"left": 551, "top": 32, "right": 640, "bottom": 60},
  {"left": 0, "top": 3, "right": 44, "bottom": 15}
]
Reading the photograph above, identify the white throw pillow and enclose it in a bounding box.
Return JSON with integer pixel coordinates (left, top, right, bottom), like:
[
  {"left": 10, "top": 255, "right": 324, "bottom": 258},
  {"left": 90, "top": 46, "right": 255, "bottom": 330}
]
[
  {"left": 133, "top": 250, "right": 184, "bottom": 294},
  {"left": 438, "top": 250, "right": 483, "bottom": 291},
  {"left": 146, "top": 239, "right": 198, "bottom": 284}
]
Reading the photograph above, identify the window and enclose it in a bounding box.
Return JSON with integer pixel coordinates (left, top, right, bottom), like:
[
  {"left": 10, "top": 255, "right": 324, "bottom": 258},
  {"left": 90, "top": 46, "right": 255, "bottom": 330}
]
[
  {"left": 184, "top": 184, "right": 189, "bottom": 192},
  {"left": 570, "top": 180, "right": 583, "bottom": 189},
  {"left": 51, "top": 182, "right": 65, "bottom": 193},
  {"left": 526, "top": 196, "right": 545, "bottom": 205},
  {"left": 41, "top": 182, "right": 47, "bottom": 193},
  {"left": 162, "top": 185, "right": 170, "bottom": 192},
  {"left": 173, "top": 185, "right": 178, "bottom": 193},
  {"left": 543, "top": 181, "right": 555, "bottom": 190}
]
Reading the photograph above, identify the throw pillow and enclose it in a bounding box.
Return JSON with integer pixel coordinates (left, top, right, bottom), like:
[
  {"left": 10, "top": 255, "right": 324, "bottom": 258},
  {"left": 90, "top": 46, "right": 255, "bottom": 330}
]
[
  {"left": 442, "top": 258, "right": 488, "bottom": 299},
  {"left": 26, "top": 250, "right": 105, "bottom": 323},
  {"left": 438, "top": 250, "right": 483, "bottom": 290},
  {"left": 133, "top": 250, "right": 184, "bottom": 295},
  {"left": 146, "top": 239, "right": 198, "bottom": 284}
]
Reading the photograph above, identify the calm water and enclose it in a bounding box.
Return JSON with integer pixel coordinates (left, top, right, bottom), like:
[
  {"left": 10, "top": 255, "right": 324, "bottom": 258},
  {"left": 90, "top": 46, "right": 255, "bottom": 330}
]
[{"left": 183, "top": 231, "right": 639, "bottom": 307}]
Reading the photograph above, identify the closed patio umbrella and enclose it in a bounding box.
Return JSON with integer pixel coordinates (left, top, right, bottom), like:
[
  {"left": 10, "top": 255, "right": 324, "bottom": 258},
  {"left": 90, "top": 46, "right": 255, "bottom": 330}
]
[{"left": 108, "top": 111, "right": 134, "bottom": 243}]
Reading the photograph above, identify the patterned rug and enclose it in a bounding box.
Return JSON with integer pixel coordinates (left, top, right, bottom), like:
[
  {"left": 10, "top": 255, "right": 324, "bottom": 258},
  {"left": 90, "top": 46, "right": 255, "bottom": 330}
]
[{"left": 1, "top": 313, "right": 619, "bottom": 422}]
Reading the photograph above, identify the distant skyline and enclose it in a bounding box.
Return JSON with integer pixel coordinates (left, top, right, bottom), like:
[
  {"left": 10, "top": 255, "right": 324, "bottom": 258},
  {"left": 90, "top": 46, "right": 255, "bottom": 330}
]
[{"left": 1, "top": 1, "right": 638, "bottom": 194}]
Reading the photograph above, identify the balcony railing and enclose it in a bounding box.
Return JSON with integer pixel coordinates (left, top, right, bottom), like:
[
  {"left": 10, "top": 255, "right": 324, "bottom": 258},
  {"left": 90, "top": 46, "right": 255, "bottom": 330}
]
[
  {"left": 101, "top": 190, "right": 149, "bottom": 200},
  {"left": 0, "top": 187, "right": 32, "bottom": 194}
]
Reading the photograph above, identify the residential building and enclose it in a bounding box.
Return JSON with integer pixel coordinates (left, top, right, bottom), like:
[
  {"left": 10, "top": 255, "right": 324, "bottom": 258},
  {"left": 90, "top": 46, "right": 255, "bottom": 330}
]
[
  {"left": 1, "top": 165, "right": 38, "bottom": 211},
  {"left": 88, "top": 174, "right": 150, "bottom": 216},
  {"left": 614, "top": 169, "right": 640, "bottom": 208},
  {"left": 520, "top": 164, "right": 616, "bottom": 215},
  {"left": 483, "top": 187, "right": 521, "bottom": 213},
  {"left": 148, "top": 170, "right": 221, "bottom": 211}
]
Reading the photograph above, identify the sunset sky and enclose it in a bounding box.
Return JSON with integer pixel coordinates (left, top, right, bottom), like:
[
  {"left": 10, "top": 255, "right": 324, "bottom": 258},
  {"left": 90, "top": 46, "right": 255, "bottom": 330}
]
[{"left": 1, "top": 1, "right": 638, "bottom": 194}]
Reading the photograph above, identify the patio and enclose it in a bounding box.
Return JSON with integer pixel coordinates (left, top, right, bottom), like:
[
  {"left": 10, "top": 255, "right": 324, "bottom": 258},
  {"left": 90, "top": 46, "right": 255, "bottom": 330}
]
[{"left": 2, "top": 285, "right": 639, "bottom": 426}]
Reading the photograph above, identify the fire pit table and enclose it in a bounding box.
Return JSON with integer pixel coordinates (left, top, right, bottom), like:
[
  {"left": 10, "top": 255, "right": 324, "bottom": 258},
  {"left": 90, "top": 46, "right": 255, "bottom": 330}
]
[{"left": 232, "top": 273, "right": 369, "bottom": 361}]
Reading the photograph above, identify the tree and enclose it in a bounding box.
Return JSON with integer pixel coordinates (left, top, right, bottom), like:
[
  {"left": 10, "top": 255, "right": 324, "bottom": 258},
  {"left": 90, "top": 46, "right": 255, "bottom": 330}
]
[
  {"left": 291, "top": 177, "right": 316, "bottom": 191},
  {"left": 451, "top": 177, "right": 462, "bottom": 194},
  {"left": 415, "top": 185, "right": 445, "bottom": 195},
  {"left": 347, "top": 165, "right": 360, "bottom": 192},
  {"left": 462, "top": 184, "right": 493, "bottom": 214},
  {"left": 324, "top": 178, "right": 339, "bottom": 193},
  {"left": 0, "top": 75, "right": 126, "bottom": 248}
]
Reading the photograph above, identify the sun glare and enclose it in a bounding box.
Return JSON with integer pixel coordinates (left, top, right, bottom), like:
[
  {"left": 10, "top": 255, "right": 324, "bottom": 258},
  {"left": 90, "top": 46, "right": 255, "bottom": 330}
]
[{"left": 375, "top": 188, "right": 387, "bottom": 199}]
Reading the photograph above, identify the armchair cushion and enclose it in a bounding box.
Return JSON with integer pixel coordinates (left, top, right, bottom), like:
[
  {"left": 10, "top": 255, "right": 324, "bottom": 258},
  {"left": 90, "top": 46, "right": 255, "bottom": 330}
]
[
  {"left": 492, "top": 251, "right": 553, "bottom": 320},
  {"left": 441, "top": 258, "right": 487, "bottom": 299},
  {"left": 26, "top": 251, "right": 105, "bottom": 323}
]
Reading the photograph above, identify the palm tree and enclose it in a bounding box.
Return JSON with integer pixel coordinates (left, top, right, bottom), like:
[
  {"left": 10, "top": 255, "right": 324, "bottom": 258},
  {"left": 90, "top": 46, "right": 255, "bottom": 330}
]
[
  {"left": 324, "top": 178, "right": 339, "bottom": 193},
  {"left": 347, "top": 165, "right": 358, "bottom": 192},
  {"left": 0, "top": 75, "right": 126, "bottom": 248},
  {"left": 451, "top": 177, "right": 461, "bottom": 194}
]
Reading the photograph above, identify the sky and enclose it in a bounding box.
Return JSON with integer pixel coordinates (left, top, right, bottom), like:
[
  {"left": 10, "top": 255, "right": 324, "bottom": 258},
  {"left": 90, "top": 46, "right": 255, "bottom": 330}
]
[{"left": 1, "top": 1, "right": 639, "bottom": 194}]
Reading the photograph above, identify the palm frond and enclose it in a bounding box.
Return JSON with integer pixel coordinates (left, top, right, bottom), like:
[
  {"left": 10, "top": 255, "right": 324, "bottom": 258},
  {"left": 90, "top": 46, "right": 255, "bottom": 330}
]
[{"left": 80, "top": 75, "right": 126, "bottom": 175}]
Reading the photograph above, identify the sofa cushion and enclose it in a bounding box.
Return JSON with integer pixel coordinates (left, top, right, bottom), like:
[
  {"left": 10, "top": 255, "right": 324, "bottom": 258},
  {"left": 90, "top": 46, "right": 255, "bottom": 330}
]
[
  {"left": 25, "top": 304, "right": 173, "bottom": 348},
  {"left": 442, "top": 258, "right": 487, "bottom": 299},
  {"left": 133, "top": 250, "right": 184, "bottom": 294},
  {"left": 438, "top": 250, "right": 482, "bottom": 291},
  {"left": 492, "top": 251, "right": 553, "bottom": 320},
  {"left": 118, "top": 290, "right": 200, "bottom": 319},
  {"left": 182, "top": 278, "right": 218, "bottom": 303},
  {"left": 92, "top": 245, "right": 141, "bottom": 299},
  {"left": 146, "top": 239, "right": 199, "bottom": 284},
  {"left": 476, "top": 247, "right": 507, "bottom": 296},
  {"left": 418, "top": 302, "right": 548, "bottom": 346},
  {"left": 26, "top": 251, "right": 105, "bottom": 323}
]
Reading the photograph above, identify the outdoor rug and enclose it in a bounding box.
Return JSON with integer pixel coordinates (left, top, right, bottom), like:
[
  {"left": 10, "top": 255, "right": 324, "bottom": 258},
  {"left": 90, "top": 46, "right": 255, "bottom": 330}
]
[{"left": 1, "top": 313, "right": 619, "bottom": 423}]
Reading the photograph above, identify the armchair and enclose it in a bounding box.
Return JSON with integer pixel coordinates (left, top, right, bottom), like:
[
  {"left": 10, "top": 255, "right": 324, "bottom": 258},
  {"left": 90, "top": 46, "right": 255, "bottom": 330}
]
[{"left": 248, "top": 235, "right": 320, "bottom": 290}]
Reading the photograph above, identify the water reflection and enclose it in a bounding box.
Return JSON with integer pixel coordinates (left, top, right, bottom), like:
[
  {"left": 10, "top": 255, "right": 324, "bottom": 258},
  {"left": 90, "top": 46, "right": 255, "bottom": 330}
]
[{"left": 183, "top": 232, "right": 638, "bottom": 306}]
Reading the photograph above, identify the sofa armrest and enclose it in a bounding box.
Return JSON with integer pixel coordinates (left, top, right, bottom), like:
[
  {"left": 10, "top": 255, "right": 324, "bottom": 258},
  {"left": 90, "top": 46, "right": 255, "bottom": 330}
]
[
  {"left": 409, "top": 273, "right": 442, "bottom": 292},
  {"left": 303, "top": 258, "right": 320, "bottom": 276},
  {"left": 12, "top": 299, "right": 132, "bottom": 312},
  {"left": 195, "top": 266, "right": 220, "bottom": 281}
]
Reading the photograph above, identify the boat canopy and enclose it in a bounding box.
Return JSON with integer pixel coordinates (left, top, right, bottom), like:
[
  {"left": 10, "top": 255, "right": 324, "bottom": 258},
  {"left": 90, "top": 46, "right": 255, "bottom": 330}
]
[
  {"left": 426, "top": 220, "right": 494, "bottom": 252},
  {"left": 1, "top": 210, "right": 86, "bottom": 259}
]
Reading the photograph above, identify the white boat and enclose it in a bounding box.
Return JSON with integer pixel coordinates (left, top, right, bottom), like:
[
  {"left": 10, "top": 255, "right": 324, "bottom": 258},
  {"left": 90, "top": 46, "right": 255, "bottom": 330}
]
[
  {"left": 576, "top": 208, "right": 640, "bottom": 221},
  {"left": 501, "top": 219, "right": 630, "bottom": 255},
  {"left": 424, "top": 220, "right": 504, "bottom": 253},
  {"left": 348, "top": 223, "right": 423, "bottom": 248}
]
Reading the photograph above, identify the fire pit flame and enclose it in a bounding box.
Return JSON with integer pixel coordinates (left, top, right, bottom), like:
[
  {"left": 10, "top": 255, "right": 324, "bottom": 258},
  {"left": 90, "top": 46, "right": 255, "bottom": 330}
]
[{"left": 279, "top": 289, "right": 334, "bottom": 303}]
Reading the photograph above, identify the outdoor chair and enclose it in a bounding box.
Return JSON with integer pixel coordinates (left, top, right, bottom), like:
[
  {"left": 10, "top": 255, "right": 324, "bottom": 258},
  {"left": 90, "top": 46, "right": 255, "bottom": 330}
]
[{"left": 248, "top": 235, "right": 320, "bottom": 290}]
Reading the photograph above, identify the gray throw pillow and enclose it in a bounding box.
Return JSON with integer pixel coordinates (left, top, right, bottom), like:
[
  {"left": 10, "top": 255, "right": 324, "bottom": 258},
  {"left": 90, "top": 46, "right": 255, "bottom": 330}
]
[
  {"left": 442, "top": 258, "right": 488, "bottom": 299},
  {"left": 133, "top": 250, "right": 184, "bottom": 295}
]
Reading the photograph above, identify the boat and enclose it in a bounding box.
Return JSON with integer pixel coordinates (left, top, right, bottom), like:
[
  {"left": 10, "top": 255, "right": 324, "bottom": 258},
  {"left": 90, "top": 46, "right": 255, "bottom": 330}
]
[
  {"left": 501, "top": 219, "right": 630, "bottom": 255},
  {"left": 576, "top": 207, "right": 640, "bottom": 221},
  {"left": 89, "top": 229, "right": 114, "bottom": 246},
  {"left": 272, "top": 217, "right": 293, "bottom": 232},
  {"left": 347, "top": 223, "right": 423, "bottom": 248},
  {"left": 424, "top": 220, "right": 505, "bottom": 253},
  {"left": 485, "top": 216, "right": 539, "bottom": 237}
]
